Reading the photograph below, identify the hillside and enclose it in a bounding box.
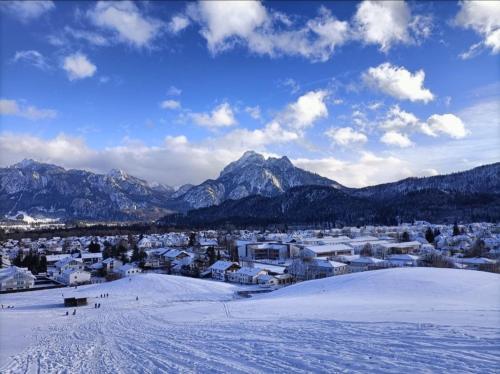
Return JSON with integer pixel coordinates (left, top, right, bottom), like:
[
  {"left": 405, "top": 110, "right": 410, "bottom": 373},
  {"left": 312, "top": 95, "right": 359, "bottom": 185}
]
[{"left": 1, "top": 269, "right": 498, "bottom": 373}]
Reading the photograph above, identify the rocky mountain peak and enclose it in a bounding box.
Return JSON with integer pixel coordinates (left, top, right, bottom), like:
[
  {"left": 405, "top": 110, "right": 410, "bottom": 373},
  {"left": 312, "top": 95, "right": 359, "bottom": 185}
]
[{"left": 219, "top": 151, "right": 266, "bottom": 177}]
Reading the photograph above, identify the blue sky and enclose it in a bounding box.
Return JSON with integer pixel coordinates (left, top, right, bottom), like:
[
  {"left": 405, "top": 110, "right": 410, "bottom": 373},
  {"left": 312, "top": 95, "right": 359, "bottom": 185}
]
[{"left": 0, "top": 0, "right": 499, "bottom": 188}]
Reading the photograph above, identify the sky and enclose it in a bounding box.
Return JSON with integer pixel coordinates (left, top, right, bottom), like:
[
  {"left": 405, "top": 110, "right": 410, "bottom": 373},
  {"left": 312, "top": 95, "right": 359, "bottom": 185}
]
[{"left": 0, "top": 0, "right": 499, "bottom": 189}]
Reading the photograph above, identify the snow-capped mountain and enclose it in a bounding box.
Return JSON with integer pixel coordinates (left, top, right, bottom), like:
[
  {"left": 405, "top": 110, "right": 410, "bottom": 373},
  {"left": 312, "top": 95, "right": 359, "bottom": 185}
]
[
  {"left": 174, "top": 151, "right": 342, "bottom": 209},
  {"left": 0, "top": 160, "right": 175, "bottom": 221}
]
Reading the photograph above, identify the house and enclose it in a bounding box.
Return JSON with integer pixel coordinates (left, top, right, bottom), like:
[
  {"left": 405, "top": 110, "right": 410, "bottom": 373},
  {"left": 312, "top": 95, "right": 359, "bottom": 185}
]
[
  {"left": 242, "top": 242, "right": 292, "bottom": 261},
  {"left": 349, "top": 257, "right": 388, "bottom": 273},
  {"left": 80, "top": 252, "right": 102, "bottom": 265},
  {"left": 286, "top": 258, "right": 348, "bottom": 281},
  {"left": 54, "top": 257, "right": 84, "bottom": 275},
  {"left": 0, "top": 266, "right": 36, "bottom": 291},
  {"left": 388, "top": 254, "right": 420, "bottom": 267},
  {"left": 102, "top": 258, "right": 123, "bottom": 273},
  {"left": 209, "top": 260, "right": 240, "bottom": 281},
  {"left": 228, "top": 267, "right": 268, "bottom": 284},
  {"left": 58, "top": 269, "right": 91, "bottom": 286},
  {"left": 302, "top": 244, "right": 353, "bottom": 259},
  {"left": 257, "top": 274, "right": 279, "bottom": 287},
  {"left": 116, "top": 263, "right": 142, "bottom": 277},
  {"left": 380, "top": 241, "right": 422, "bottom": 255}
]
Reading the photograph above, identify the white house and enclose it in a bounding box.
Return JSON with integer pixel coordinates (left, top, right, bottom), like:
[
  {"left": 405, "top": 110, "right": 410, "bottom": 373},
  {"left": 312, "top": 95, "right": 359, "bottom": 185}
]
[
  {"left": 102, "top": 258, "right": 123, "bottom": 273},
  {"left": 53, "top": 257, "right": 84, "bottom": 276},
  {"left": 388, "top": 254, "right": 420, "bottom": 267},
  {"left": 0, "top": 266, "right": 36, "bottom": 291},
  {"left": 228, "top": 267, "right": 268, "bottom": 284},
  {"left": 58, "top": 269, "right": 91, "bottom": 286},
  {"left": 301, "top": 244, "right": 353, "bottom": 259},
  {"left": 116, "top": 263, "right": 142, "bottom": 277},
  {"left": 349, "top": 257, "right": 388, "bottom": 273},
  {"left": 209, "top": 260, "right": 240, "bottom": 281}
]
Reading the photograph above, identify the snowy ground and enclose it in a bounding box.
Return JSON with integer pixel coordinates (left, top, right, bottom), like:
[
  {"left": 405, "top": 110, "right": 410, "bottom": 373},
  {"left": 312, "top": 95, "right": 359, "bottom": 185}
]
[{"left": 0, "top": 268, "right": 499, "bottom": 373}]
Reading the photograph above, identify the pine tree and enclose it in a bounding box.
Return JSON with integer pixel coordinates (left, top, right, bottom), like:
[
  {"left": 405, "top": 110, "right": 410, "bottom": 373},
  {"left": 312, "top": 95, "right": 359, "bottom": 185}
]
[
  {"left": 425, "top": 227, "right": 435, "bottom": 244},
  {"left": 401, "top": 231, "right": 410, "bottom": 242},
  {"left": 453, "top": 222, "right": 460, "bottom": 236}
]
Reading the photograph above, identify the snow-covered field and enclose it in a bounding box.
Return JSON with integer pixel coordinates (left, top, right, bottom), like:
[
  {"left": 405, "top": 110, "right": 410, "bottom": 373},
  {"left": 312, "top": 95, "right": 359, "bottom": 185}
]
[{"left": 1, "top": 268, "right": 499, "bottom": 373}]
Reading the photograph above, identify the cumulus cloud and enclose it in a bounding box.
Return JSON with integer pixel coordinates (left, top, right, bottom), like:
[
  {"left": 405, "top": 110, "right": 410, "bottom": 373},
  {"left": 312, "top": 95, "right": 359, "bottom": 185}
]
[
  {"left": 62, "top": 53, "right": 97, "bottom": 80},
  {"left": 280, "top": 90, "right": 329, "bottom": 130},
  {"left": 363, "top": 62, "right": 434, "bottom": 103},
  {"left": 160, "top": 100, "right": 181, "bottom": 110},
  {"left": 188, "top": 2, "right": 350, "bottom": 62},
  {"left": 380, "top": 130, "right": 413, "bottom": 148},
  {"left": 325, "top": 127, "right": 367, "bottom": 146},
  {"left": 191, "top": 102, "right": 237, "bottom": 128},
  {"left": 0, "top": 99, "right": 57, "bottom": 120},
  {"left": 0, "top": 0, "right": 54, "bottom": 22},
  {"left": 167, "top": 86, "right": 182, "bottom": 96},
  {"left": 12, "top": 50, "right": 50, "bottom": 70},
  {"left": 423, "top": 114, "right": 469, "bottom": 139},
  {"left": 353, "top": 0, "right": 431, "bottom": 52},
  {"left": 88, "top": 1, "right": 162, "bottom": 48},
  {"left": 168, "top": 15, "right": 190, "bottom": 34},
  {"left": 455, "top": 1, "right": 500, "bottom": 57},
  {"left": 380, "top": 105, "right": 420, "bottom": 130}
]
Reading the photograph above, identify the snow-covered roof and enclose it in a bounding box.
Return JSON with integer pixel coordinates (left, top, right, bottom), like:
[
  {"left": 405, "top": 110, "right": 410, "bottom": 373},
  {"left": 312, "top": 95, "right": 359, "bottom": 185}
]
[
  {"left": 389, "top": 254, "right": 420, "bottom": 261},
  {"left": 350, "top": 257, "right": 387, "bottom": 265},
  {"left": 305, "top": 244, "right": 353, "bottom": 254},
  {"left": 380, "top": 241, "right": 421, "bottom": 249},
  {"left": 210, "top": 260, "right": 239, "bottom": 271},
  {"left": 460, "top": 257, "right": 496, "bottom": 265},
  {"left": 0, "top": 266, "right": 36, "bottom": 282},
  {"left": 81, "top": 252, "right": 102, "bottom": 259},
  {"left": 236, "top": 267, "right": 266, "bottom": 276}
]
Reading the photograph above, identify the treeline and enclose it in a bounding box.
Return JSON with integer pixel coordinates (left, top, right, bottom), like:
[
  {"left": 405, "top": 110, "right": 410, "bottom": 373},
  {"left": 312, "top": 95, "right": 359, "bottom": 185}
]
[
  {"left": 12, "top": 250, "right": 47, "bottom": 274},
  {"left": 1, "top": 223, "right": 181, "bottom": 241}
]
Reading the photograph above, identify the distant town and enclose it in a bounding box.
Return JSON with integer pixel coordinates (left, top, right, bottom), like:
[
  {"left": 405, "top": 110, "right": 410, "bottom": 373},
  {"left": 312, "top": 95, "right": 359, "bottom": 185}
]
[{"left": 2, "top": 221, "right": 498, "bottom": 293}]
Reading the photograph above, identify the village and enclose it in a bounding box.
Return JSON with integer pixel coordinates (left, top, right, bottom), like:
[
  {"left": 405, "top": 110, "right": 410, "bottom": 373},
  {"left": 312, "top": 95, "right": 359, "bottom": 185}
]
[{"left": 1, "top": 221, "right": 499, "bottom": 294}]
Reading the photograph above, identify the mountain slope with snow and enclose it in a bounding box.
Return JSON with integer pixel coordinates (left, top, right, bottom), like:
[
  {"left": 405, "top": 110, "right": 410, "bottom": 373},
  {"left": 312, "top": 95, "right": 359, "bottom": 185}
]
[
  {"left": 0, "top": 268, "right": 498, "bottom": 373},
  {"left": 0, "top": 160, "right": 175, "bottom": 221},
  {"left": 175, "top": 151, "right": 341, "bottom": 209}
]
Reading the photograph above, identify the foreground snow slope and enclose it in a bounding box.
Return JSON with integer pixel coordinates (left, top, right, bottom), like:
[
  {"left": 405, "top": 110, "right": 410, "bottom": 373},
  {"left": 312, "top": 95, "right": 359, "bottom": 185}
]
[
  {"left": 233, "top": 267, "right": 500, "bottom": 326},
  {"left": 1, "top": 268, "right": 499, "bottom": 373}
]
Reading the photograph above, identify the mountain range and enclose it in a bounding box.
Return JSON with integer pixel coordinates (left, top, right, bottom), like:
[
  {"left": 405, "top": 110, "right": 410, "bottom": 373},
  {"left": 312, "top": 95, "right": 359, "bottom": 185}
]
[{"left": 1, "top": 153, "right": 498, "bottom": 224}]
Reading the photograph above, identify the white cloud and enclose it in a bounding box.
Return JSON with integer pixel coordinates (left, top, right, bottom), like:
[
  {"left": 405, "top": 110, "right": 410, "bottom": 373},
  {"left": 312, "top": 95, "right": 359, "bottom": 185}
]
[
  {"left": 62, "top": 53, "right": 97, "bottom": 81},
  {"left": 280, "top": 78, "right": 300, "bottom": 94},
  {"left": 294, "top": 152, "right": 414, "bottom": 188},
  {"left": 0, "top": 99, "right": 57, "bottom": 120},
  {"left": 281, "top": 90, "right": 329, "bottom": 130},
  {"left": 353, "top": 0, "right": 430, "bottom": 52},
  {"left": 424, "top": 114, "right": 469, "bottom": 139},
  {"left": 325, "top": 127, "right": 367, "bottom": 146},
  {"left": 160, "top": 100, "right": 181, "bottom": 110},
  {"left": 0, "top": 0, "right": 54, "bottom": 22},
  {"left": 245, "top": 106, "right": 261, "bottom": 120},
  {"left": 88, "top": 1, "right": 162, "bottom": 48},
  {"left": 217, "top": 121, "right": 298, "bottom": 151},
  {"left": 455, "top": 1, "right": 500, "bottom": 56},
  {"left": 380, "top": 105, "right": 420, "bottom": 130},
  {"left": 168, "top": 15, "right": 190, "bottom": 34},
  {"left": 189, "top": 2, "right": 350, "bottom": 62},
  {"left": 12, "top": 50, "right": 49, "bottom": 70},
  {"left": 191, "top": 102, "right": 237, "bottom": 128},
  {"left": 380, "top": 130, "right": 413, "bottom": 148},
  {"left": 63, "top": 26, "right": 111, "bottom": 47},
  {"left": 167, "top": 86, "right": 182, "bottom": 96},
  {"left": 363, "top": 62, "right": 434, "bottom": 103}
]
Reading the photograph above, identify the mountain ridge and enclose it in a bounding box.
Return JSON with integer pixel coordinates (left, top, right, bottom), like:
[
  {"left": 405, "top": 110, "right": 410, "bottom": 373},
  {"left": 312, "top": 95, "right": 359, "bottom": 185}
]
[{"left": 1, "top": 154, "right": 498, "bottom": 223}]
